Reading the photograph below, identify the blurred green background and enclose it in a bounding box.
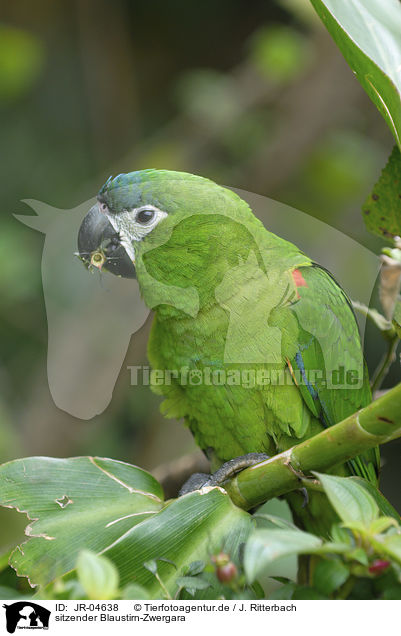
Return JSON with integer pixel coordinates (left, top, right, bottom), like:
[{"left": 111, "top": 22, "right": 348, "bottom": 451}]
[{"left": 1, "top": 0, "right": 400, "bottom": 562}]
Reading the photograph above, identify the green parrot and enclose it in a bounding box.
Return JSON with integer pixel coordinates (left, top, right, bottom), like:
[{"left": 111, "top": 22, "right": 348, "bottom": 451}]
[{"left": 77, "top": 169, "right": 379, "bottom": 535}]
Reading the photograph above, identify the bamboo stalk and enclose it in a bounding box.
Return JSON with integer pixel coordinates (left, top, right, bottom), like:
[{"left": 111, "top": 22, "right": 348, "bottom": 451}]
[{"left": 225, "top": 383, "right": 401, "bottom": 509}]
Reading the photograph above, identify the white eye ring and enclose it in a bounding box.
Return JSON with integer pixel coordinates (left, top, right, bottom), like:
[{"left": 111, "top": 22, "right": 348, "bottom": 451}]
[
  {"left": 135, "top": 207, "right": 156, "bottom": 225},
  {"left": 103, "top": 204, "right": 167, "bottom": 262},
  {"left": 131, "top": 205, "right": 167, "bottom": 236}
]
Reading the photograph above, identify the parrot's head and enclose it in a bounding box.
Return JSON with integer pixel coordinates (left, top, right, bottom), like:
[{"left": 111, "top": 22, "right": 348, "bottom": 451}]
[{"left": 78, "top": 169, "right": 264, "bottom": 307}]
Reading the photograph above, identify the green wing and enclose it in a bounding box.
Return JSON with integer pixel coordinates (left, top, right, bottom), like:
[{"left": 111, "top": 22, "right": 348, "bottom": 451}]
[{"left": 287, "top": 264, "right": 379, "bottom": 485}]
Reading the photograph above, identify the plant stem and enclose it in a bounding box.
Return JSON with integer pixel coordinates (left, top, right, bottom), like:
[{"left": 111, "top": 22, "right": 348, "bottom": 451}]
[
  {"left": 155, "top": 572, "right": 172, "bottom": 600},
  {"left": 299, "top": 477, "right": 324, "bottom": 493},
  {"left": 371, "top": 335, "right": 399, "bottom": 393},
  {"left": 225, "top": 383, "right": 401, "bottom": 510},
  {"left": 336, "top": 575, "right": 356, "bottom": 600},
  {"left": 352, "top": 301, "right": 392, "bottom": 332}
]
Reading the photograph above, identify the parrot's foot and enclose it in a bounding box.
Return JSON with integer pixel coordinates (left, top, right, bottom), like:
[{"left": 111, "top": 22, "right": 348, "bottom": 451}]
[
  {"left": 179, "top": 452, "right": 269, "bottom": 495},
  {"left": 178, "top": 472, "right": 212, "bottom": 495}
]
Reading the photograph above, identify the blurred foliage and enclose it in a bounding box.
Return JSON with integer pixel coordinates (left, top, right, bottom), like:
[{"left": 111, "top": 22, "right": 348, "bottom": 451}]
[
  {"left": 0, "top": 24, "right": 45, "bottom": 101},
  {"left": 249, "top": 25, "right": 312, "bottom": 82},
  {"left": 0, "top": 0, "right": 399, "bottom": 557}
]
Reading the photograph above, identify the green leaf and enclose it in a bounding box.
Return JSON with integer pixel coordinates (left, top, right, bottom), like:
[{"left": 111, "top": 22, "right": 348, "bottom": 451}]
[
  {"left": 101, "top": 489, "right": 252, "bottom": 597},
  {"left": 54, "top": 580, "right": 86, "bottom": 600},
  {"left": 363, "top": 146, "right": 401, "bottom": 239},
  {"left": 313, "top": 558, "right": 349, "bottom": 595},
  {"left": 175, "top": 576, "right": 211, "bottom": 591},
  {"left": 269, "top": 582, "right": 296, "bottom": 600},
  {"left": 0, "top": 549, "right": 12, "bottom": 572},
  {"left": 0, "top": 585, "right": 32, "bottom": 600},
  {"left": 381, "top": 534, "right": 401, "bottom": 563},
  {"left": 292, "top": 586, "right": 328, "bottom": 600},
  {"left": 330, "top": 525, "right": 353, "bottom": 545},
  {"left": 393, "top": 300, "right": 401, "bottom": 338},
  {"left": 122, "top": 583, "right": 150, "bottom": 600},
  {"left": 156, "top": 557, "right": 177, "bottom": 569},
  {"left": 311, "top": 0, "right": 401, "bottom": 147},
  {"left": 369, "top": 517, "right": 399, "bottom": 535},
  {"left": 144, "top": 557, "right": 177, "bottom": 574},
  {"left": 350, "top": 477, "right": 401, "bottom": 521},
  {"left": 382, "top": 585, "right": 401, "bottom": 600},
  {"left": 253, "top": 512, "right": 299, "bottom": 530},
  {"left": 314, "top": 542, "right": 351, "bottom": 555},
  {"left": 0, "top": 457, "right": 163, "bottom": 587},
  {"left": 270, "top": 576, "right": 293, "bottom": 584},
  {"left": 244, "top": 529, "right": 322, "bottom": 582},
  {"left": 0, "top": 457, "right": 252, "bottom": 597},
  {"left": 183, "top": 560, "right": 205, "bottom": 576},
  {"left": 347, "top": 548, "right": 369, "bottom": 566},
  {"left": 343, "top": 521, "right": 369, "bottom": 534},
  {"left": 143, "top": 560, "right": 158, "bottom": 575},
  {"left": 314, "top": 472, "right": 379, "bottom": 524},
  {"left": 76, "top": 550, "right": 119, "bottom": 600}
]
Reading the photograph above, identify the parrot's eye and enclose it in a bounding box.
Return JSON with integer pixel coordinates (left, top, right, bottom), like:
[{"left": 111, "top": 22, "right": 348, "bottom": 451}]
[
  {"left": 135, "top": 208, "right": 156, "bottom": 225},
  {"left": 99, "top": 202, "right": 108, "bottom": 213}
]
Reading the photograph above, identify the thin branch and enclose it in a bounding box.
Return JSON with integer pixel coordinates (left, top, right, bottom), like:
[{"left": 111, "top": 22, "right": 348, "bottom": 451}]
[
  {"left": 351, "top": 300, "right": 392, "bottom": 333},
  {"left": 371, "top": 335, "right": 399, "bottom": 393},
  {"left": 351, "top": 300, "right": 399, "bottom": 392}
]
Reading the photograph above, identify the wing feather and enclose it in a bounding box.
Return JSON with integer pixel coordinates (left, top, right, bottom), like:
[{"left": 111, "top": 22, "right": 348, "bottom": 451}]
[{"left": 287, "top": 264, "right": 379, "bottom": 483}]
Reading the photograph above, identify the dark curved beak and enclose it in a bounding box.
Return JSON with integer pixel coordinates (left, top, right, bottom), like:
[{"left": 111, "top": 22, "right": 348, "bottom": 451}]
[{"left": 77, "top": 204, "right": 136, "bottom": 278}]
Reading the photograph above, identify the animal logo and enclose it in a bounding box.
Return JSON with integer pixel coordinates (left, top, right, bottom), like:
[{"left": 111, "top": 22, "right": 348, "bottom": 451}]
[{"left": 3, "top": 602, "right": 50, "bottom": 633}]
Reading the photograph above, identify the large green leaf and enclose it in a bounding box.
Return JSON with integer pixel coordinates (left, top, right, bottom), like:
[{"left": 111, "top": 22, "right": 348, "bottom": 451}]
[
  {"left": 311, "top": 0, "right": 401, "bottom": 148},
  {"left": 0, "top": 457, "right": 253, "bottom": 597},
  {"left": 0, "top": 457, "right": 163, "bottom": 586},
  {"left": 101, "top": 488, "right": 253, "bottom": 596}
]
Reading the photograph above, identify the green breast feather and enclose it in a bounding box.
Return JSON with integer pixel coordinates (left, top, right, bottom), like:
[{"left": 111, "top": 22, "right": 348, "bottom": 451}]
[{"left": 147, "top": 246, "right": 378, "bottom": 486}]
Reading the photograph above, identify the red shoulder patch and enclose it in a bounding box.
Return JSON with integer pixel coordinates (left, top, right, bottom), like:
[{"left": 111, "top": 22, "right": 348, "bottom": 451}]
[{"left": 292, "top": 268, "right": 308, "bottom": 288}]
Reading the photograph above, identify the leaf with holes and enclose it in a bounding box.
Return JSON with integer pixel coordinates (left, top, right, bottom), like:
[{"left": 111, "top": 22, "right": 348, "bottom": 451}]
[
  {"left": 0, "top": 456, "right": 163, "bottom": 587},
  {"left": 363, "top": 146, "right": 401, "bottom": 240},
  {"left": 0, "top": 457, "right": 253, "bottom": 597}
]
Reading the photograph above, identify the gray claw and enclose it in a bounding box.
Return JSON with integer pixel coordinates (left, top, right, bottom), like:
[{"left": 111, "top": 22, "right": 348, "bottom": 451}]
[
  {"left": 179, "top": 472, "right": 211, "bottom": 495},
  {"left": 179, "top": 453, "right": 269, "bottom": 495}
]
